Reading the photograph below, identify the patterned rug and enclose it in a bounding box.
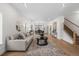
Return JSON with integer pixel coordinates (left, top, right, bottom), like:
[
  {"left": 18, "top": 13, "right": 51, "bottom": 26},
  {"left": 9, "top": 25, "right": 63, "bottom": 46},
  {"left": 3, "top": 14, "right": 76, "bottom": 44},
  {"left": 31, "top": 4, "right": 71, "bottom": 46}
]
[{"left": 26, "top": 39, "right": 67, "bottom": 56}]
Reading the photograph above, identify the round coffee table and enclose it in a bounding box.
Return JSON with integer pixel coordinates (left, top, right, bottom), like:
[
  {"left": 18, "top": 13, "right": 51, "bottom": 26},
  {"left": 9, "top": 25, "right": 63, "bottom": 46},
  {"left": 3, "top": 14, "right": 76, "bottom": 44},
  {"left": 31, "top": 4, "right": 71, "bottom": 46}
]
[{"left": 37, "top": 36, "right": 48, "bottom": 46}]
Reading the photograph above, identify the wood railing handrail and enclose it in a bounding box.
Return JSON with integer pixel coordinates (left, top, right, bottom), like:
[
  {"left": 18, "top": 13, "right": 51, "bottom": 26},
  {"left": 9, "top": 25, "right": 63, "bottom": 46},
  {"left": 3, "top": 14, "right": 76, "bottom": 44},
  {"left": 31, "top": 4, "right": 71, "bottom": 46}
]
[{"left": 64, "top": 18, "right": 79, "bottom": 28}]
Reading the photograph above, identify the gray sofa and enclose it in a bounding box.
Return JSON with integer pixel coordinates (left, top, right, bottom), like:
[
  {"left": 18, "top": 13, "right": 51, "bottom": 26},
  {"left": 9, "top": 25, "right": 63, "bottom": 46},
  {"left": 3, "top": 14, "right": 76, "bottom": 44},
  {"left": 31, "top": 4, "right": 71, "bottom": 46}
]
[{"left": 6, "top": 32, "right": 33, "bottom": 51}]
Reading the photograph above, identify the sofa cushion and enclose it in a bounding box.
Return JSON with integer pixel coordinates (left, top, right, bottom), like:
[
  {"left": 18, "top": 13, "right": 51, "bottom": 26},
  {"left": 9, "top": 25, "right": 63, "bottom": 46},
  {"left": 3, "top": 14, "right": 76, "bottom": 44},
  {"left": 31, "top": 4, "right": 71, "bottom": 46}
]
[
  {"left": 12, "top": 32, "right": 26, "bottom": 40},
  {"left": 15, "top": 34, "right": 24, "bottom": 39}
]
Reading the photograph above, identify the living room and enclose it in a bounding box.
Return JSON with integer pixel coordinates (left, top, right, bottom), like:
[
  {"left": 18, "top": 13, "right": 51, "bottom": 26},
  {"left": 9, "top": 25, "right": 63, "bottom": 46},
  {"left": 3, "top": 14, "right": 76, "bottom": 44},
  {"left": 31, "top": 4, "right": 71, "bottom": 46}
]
[{"left": 0, "top": 3, "right": 79, "bottom": 56}]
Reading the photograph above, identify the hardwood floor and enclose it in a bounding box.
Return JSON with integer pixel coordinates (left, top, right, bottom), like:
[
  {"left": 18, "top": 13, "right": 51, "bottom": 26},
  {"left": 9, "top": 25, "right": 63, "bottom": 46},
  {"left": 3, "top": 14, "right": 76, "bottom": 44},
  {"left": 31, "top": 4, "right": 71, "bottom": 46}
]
[
  {"left": 2, "top": 51, "right": 26, "bottom": 56},
  {"left": 2, "top": 35, "right": 79, "bottom": 56},
  {"left": 48, "top": 35, "right": 79, "bottom": 56}
]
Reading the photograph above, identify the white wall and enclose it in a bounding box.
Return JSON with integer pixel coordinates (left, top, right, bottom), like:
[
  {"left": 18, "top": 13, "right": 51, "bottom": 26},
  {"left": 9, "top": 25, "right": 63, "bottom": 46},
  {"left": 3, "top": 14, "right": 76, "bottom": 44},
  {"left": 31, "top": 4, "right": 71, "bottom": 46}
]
[
  {"left": 48, "top": 16, "right": 64, "bottom": 40},
  {"left": 0, "top": 4, "right": 21, "bottom": 55},
  {"left": 57, "top": 16, "right": 64, "bottom": 39},
  {"left": 0, "top": 13, "right": 2, "bottom": 44},
  {"left": 0, "top": 13, "right": 4, "bottom": 55}
]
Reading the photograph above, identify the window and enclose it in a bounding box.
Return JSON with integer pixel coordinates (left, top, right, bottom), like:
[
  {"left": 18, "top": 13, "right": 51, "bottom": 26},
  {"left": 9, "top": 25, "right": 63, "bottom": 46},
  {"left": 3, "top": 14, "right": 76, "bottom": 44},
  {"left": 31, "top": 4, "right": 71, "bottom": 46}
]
[{"left": 0, "top": 13, "right": 2, "bottom": 44}]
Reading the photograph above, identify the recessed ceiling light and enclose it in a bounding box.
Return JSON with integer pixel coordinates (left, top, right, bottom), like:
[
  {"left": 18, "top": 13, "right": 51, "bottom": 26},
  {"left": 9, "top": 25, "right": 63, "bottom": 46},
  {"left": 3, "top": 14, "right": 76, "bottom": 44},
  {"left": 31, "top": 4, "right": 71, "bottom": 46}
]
[
  {"left": 62, "top": 3, "right": 65, "bottom": 7},
  {"left": 24, "top": 3, "right": 27, "bottom": 8}
]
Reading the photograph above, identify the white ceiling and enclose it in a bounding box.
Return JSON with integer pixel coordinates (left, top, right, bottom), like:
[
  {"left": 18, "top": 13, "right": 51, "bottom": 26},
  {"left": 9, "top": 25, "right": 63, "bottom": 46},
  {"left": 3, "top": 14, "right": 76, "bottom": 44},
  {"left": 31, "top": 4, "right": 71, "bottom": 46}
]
[
  {"left": 10, "top": 3, "right": 63, "bottom": 22},
  {"left": 9, "top": 3, "right": 79, "bottom": 22},
  {"left": 63, "top": 3, "right": 79, "bottom": 15}
]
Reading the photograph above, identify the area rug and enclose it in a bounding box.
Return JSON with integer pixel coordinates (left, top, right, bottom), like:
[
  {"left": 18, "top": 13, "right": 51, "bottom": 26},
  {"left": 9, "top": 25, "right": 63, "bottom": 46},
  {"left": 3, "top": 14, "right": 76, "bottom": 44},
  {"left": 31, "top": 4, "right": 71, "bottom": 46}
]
[{"left": 26, "top": 39, "right": 67, "bottom": 56}]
